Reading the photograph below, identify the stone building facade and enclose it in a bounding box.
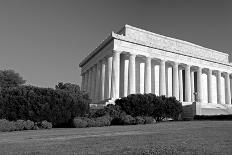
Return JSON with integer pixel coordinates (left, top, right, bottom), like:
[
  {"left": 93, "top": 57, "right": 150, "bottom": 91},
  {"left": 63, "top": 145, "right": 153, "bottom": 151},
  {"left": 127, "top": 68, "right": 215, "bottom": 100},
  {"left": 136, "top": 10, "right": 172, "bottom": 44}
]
[{"left": 79, "top": 25, "right": 232, "bottom": 117}]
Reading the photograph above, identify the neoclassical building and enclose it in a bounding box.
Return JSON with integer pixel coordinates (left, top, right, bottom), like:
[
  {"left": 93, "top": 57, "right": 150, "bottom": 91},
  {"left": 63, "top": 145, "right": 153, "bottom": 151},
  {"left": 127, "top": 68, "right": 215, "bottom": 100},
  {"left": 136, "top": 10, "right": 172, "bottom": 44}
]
[{"left": 79, "top": 25, "right": 232, "bottom": 117}]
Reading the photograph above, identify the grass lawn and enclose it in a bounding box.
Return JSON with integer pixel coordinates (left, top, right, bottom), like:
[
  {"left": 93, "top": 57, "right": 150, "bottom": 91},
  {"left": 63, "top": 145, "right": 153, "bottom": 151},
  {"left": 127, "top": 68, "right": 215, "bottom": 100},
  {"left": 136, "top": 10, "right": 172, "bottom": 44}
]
[{"left": 0, "top": 121, "right": 232, "bottom": 155}]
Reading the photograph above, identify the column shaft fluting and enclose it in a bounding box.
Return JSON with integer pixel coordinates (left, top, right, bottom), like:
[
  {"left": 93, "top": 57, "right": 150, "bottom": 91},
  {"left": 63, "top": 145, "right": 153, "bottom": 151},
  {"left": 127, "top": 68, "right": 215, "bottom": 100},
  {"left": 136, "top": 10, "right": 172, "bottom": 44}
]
[
  {"left": 185, "top": 65, "right": 191, "bottom": 102},
  {"left": 123, "top": 58, "right": 128, "bottom": 97},
  {"left": 159, "top": 59, "right": 166, "bottom": 96},
  {"left": 217, "top": 71, "right": 222, "bottom": 104},
  {"left": 197, "top": 67, "right": 203, "bottom": 102},
  {"left": 111, "top": 51, "right": 120, "bottom": 99},
  {"left": 85, "top": 72, "right": 89, "bottom": 92},
  {"left": 95, "top": 62, "right": 101, "bottom": 101},
  {"left": 207, "top": 69, "right": 213, "bottom": 103},
  {"left": 91, "top": 66, "right": 96, "bottom": 101},
  {"left": 173, "top": 62, "right": 179, "bottom": 100},
  {"left": 101, "top": 60, "right": 106, "bottom": 100},
  {"left": 105, "top": 56, "right": 112, "bottom": 99},
  {"left": 128, "top": 53, "right": 136, "bottom": 94},
  {"left": 191, "top": 71, "right": 195, "bottom": 102},
  {"left": 179, "top": 69, "right": 183, "bottom": 102},
  {"left": 225, "top": 73, "right": 231, "bottom": 105},
  {"left": 88, "top": 69, "right": 92, "bottom": 96},
  {"left": 145, "top": 57, "right": 151, "bottom": 93}
]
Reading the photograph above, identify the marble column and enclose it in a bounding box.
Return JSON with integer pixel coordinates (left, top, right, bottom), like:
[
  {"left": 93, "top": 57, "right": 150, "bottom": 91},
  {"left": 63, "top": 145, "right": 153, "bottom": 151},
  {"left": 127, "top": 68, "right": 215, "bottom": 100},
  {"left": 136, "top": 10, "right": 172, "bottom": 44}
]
[
  {"left": 179, "top": 69, "right": 183, "bottom": 102},
  {"left": 95, "top": 62, "right": 101, "bottom": 101},
  {"left": 197, "top": 67, "right": 203, "bottom": 102},
  {"left": 128, "top": 53, "right": 136, "bottom": 94},
  {"left": 225, "top": 73, "right": 231, "bottom": 105},
  {"left": 173, "top": 62, "right": 179, "bottom": 100},
  {"left": 217, "top": 71, "right": 222, "bottom": 104},
  {"left": 101, "top": 60, "right": 106, "bottom": 100},
  {"left": 159, "top": 59, "right": 166, "bottom": 96},
  {"left": 111, "top": 51, "right": 121, "bottom": 99},
  {"left": 91, "top": 66, "right": 96, "bottom": 101},
  {"left": 105, "top": 56, "right": 112, "bottom": 99},
  {"left": 207, "top": 69, "right": 213, "bottom": 103},
  {"left": 145, "top": 57, "right": 151, "bottom": 93},
  {"left": 88, "top": 68, "right": 92, "bottom": 97},
  {"left": 123, "top": 58, "right": 129, "bottom": 97},
  {"left": 81, "top": 74, "right": 84, "bottom": 91},
  {"left": 185, "top": 65, "right": 191, "bottom": 102},
  {"left": 191, "top": 71, "right": 195, "bottom": 102},
  {"left": 84, "top": 71, "right": 89, "bottom": 92}
]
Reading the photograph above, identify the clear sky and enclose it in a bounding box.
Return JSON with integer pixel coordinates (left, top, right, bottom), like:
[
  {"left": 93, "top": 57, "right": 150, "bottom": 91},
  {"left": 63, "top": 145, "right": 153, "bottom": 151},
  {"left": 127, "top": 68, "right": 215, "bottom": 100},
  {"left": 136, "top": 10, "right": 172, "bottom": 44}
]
[{"left": 0, "top": 0, "right": 231, "bottom": 88}]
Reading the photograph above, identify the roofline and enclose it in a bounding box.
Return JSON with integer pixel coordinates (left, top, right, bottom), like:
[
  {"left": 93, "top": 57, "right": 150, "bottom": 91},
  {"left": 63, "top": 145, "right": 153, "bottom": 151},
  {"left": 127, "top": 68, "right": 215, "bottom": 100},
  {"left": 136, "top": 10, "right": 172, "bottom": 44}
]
[
  {"left": 79, "top": 32, "right": 114, "bottom": 67},
  {"left": 125, "top": 24, "right": 229, "bottom": 56}
]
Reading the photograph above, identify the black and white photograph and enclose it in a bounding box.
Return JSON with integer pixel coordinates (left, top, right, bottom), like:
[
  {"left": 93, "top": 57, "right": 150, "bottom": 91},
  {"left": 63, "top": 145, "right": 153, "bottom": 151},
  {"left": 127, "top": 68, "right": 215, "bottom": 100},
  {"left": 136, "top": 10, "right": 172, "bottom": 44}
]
[{"left": 0, "top": 0, "right": 232, "bottom": 154}]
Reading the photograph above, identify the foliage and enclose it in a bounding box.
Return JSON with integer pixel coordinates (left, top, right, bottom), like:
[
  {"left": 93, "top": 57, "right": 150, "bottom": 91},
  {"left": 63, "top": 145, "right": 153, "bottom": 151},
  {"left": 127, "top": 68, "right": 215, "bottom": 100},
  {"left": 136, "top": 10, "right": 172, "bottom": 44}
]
[
  {"left": 0, "top": 119, "right": 53, "bottom": 132},
  {"left": 0, "top": 85, "right": 90, "bottom": 127},
  {"left": 115, "top": 94, "right": 182, "bottom": 122},
  {"left": 41, "top": 120, "right": 53, "bottom": 129},
  {"left": 0, "top": 69, "right": 26, "bottom": 89},
  {"left": 55, "top": 82, "right": 90, "bottom": 117},
  {"left": 135, "top": 116, "right": 145, "bottom": 124},
  {"left": 72, "top": 116, "right": 112, "bottom": 128},
  {"left": 0, "top": 119, "right": 16, "bottom": 132},
  {"left": 143, "top": 116, "right": 154, "bottom": 124},
  {"left": 24, "top": 120, "right": 34, "bottom": 130},
  {"left": 89, "top": 104, "right": 125, "bottom": 118}
]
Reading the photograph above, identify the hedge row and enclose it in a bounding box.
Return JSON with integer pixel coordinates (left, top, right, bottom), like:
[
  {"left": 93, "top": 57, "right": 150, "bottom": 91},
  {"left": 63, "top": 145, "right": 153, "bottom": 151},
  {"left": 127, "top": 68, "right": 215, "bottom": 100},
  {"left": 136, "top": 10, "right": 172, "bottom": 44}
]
[
  {"left": 0, "top": 85, "right": 90, "bottom": 127},
  {"left": 115, "top": 94, "right": 183, "bottom": 122},
  {"left": 73, "top": 115, "right": 154, "bottom": 128},
  {"left": 0, "top": 119, "right": 52, "bottom": 132}
]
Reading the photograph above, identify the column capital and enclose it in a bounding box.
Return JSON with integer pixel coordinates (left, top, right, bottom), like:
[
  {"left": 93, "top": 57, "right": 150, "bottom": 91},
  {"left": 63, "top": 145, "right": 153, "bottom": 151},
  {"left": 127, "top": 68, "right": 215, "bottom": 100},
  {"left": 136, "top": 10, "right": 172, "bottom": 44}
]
[
  {"left": 128, "top": 52, "right": 137, "bottom": 57},
  {"left": 112, "top": 50, "right": 122, "bottom": 54}
]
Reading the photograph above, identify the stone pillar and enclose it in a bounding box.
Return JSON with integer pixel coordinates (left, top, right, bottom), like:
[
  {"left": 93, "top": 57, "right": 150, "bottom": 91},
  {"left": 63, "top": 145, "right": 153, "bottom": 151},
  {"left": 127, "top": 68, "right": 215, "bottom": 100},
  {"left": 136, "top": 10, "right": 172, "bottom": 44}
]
[
  {"left": 88, "top": 68, "right": 92, "bottom": 97},
  {"left": 95, "top": 62, "right": 101, "bottom": 102},
  {"left": 111, "top": 51, "right": 121, "bottom": 99},
  {"left": 85, "top": 71, "right": 89, "bottom": 92},
  {"left": 91, "top": 66, "right": 96, "bottom": 101},
  {"left": 179, "top": 69, "right": 183, "bottom": 102},
  {"left": 197, "top": 67, "right": 203, "bottom": 103},
  {"left": 225, "top": 73, "right": 231, "bottom": 105},
  {"left": 173, "top": 62, "right": 179, "bottom": 100},
  {"left": 81, "top": 73, "right": 84, "bottom": 91},
  {"left": 145, "top": 57, "right": 151, "bottom": 93},
  {"left": 128, "top": 53, "right": 136, "bottom": 94},
  {"left": 101, "top": 60, "right": 106, "bottom": 100},
  {"left": 217, "top": 71, "right": 222, "bottom": 104},
  {"left": 185, "top": 65, "right": 191, "bottom": 102},
  {"left": 159, "top": 59, "right": 166, "bottom": 96},
  {"left": 105, "top": 56, "right": 112, "bottom": 99},
  {"left": 207, "top": 69, "right": 213, "bottom": 103},
  {"left": 123, "top": 58, "right": 129, "bottom": 97},
  {"left": 191, "top": 71, "right": 195, "bottom": 102}
]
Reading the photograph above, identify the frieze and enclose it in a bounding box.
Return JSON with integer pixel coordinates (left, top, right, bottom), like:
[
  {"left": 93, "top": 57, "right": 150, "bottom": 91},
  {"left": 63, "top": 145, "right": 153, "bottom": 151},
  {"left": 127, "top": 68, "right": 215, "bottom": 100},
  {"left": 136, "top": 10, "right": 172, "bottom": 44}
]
[{"left": 122, "top": 26, "right": 229, "bottom": 64}]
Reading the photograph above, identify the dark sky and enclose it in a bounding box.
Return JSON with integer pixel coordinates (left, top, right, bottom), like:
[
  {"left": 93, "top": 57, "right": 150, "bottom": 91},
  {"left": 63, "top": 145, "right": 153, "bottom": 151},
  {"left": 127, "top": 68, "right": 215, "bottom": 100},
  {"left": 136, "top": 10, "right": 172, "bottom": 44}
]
[{"left": 0, "top": 0, "right": 231, "bottom": 88}]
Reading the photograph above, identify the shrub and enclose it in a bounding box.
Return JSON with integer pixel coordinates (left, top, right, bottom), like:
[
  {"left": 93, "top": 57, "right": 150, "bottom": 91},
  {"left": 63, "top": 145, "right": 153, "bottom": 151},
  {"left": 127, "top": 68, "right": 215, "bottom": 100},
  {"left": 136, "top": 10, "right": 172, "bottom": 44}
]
[
  {"left": 115, "top": 94, "right": 182, "bottom": 122},
  {"left": 41, "top": 120, "right": 52, "bottom": 129},
  {"left": 0, "top": 84, "right": 90, "bottom": 127},
  {"left": 163, "top": 97, "right": 183, "bottom": 120},
  {"left": 94, "top": 116, "right": 112, "bottom": 127},
  {"left": 24, "top": 120, "right": 34, "bottom": 130},
  {"left": 82, "top": 117, "right": 97, "bottom": 127},
  {"left": 89, "top": 104, "right": 124, "bottom": 118},
  {"left": 135, "top": 116, "right": 145, "bottom": 124},
  {"left": 143, "top": 116, "right": 154, "bottom": 124},
  {"left": 15, "top": 120, "right": 26, "bottom": 130},
  {"left": 0, "top": 119, "right": 16, "bottom": 132},
  {"left": 73, "top": 118, "right": 88, "bottom": 128}
]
